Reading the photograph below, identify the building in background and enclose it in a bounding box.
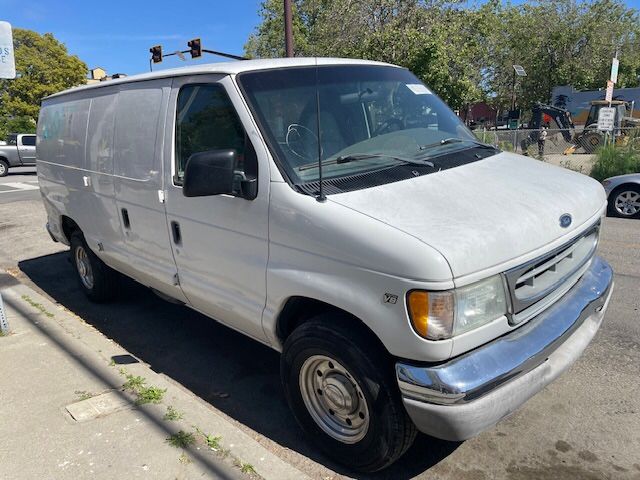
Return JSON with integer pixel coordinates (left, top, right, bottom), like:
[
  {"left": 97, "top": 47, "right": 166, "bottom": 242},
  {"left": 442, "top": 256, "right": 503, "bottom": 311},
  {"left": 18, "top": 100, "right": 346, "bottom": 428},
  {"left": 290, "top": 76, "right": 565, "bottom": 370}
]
[{"left": 552, "top": 85, "right": 640, "bottom": 124}]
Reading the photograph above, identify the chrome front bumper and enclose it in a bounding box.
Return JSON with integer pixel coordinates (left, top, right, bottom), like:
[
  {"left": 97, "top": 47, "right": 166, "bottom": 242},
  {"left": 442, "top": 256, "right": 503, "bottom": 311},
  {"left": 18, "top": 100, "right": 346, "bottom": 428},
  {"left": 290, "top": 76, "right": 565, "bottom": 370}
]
[{"left": 396, "top": 256, "right": 613, "bottom": 441}]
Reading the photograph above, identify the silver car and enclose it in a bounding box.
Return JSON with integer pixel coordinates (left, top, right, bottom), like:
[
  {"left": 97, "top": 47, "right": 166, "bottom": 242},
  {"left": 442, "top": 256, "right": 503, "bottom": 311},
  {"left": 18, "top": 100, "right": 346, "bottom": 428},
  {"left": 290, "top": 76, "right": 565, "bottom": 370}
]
[{"left": 603, "top": 173, "right": 640, "bottom": 218}]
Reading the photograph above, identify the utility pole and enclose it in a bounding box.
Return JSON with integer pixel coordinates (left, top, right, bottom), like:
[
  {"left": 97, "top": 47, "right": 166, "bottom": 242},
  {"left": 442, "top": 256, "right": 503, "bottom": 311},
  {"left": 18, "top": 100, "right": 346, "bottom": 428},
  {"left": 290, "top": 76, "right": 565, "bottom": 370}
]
[{"left": 284, "top": 0, "right": 294, "bottom": 57}]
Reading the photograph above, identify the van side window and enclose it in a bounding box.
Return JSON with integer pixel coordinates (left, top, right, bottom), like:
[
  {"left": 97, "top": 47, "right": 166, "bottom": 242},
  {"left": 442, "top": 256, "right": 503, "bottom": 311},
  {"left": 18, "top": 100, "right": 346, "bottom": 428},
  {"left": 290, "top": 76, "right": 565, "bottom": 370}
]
[
  {"left": 175, "top": 84, "right": 249, "bottom": 185},
  {"left": 21, "top": 135, "right": 36, "bottom": 146}
]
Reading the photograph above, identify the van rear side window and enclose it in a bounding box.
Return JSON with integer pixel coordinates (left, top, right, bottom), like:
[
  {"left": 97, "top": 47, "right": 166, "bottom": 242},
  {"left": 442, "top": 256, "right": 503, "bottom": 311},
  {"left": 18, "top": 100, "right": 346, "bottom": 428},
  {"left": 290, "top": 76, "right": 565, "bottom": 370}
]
[
  {"left": 114, "top": 85, "right": 163, "bottom": 180},
  {"left": 175, "top": 84, "right": 246, "bottom": 184}
]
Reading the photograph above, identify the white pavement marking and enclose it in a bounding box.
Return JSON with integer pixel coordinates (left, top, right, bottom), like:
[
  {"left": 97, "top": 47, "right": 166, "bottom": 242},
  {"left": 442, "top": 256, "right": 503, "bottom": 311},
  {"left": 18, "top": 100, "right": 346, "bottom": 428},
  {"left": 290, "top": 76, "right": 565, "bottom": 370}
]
[{"left": 0, "top": 182, "right": 40, "bottom": 193}]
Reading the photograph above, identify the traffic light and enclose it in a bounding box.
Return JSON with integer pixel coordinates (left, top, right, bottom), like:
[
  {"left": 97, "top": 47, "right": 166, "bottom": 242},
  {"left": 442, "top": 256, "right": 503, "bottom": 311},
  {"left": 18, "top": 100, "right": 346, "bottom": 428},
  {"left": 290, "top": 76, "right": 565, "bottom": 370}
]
[
  {"left": 150, "top": 45, "right": 162, "bottom": 63},
  {"left": 188, "top": 38, "right": 202, "bottom": 59}
]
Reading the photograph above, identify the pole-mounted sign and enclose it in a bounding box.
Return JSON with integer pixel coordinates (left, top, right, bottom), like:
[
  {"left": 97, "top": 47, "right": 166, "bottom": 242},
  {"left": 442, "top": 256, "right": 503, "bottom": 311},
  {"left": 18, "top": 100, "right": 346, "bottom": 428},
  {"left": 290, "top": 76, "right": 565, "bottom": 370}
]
[
  {"left": 610, "top": 57, "right": 619, "bottom": 84},
  {"left": 0, "top": 21, "right": 16, "bottom": 79}
]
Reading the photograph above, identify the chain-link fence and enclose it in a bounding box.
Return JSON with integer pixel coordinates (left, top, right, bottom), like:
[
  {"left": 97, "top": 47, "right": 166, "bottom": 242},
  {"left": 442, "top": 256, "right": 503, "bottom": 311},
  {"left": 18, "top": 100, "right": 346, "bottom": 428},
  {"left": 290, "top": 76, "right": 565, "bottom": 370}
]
[{"left": 474, "top": 127, "right": 640, "bottom": 173}]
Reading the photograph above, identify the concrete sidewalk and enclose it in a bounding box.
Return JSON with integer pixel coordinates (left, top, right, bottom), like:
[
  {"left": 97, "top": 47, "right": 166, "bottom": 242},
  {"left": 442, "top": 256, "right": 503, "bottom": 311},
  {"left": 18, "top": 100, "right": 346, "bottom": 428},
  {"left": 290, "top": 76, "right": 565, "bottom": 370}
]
[{"left": 0, "top": 275, "right": 308, "bottom": 480}]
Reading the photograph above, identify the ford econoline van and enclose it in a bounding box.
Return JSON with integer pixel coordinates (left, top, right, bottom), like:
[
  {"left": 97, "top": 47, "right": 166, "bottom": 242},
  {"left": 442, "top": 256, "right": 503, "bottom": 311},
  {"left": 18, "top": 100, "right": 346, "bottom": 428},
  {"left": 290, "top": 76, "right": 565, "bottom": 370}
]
[{"left": 37, "top": 58, "right": 613, "bottom": 472}]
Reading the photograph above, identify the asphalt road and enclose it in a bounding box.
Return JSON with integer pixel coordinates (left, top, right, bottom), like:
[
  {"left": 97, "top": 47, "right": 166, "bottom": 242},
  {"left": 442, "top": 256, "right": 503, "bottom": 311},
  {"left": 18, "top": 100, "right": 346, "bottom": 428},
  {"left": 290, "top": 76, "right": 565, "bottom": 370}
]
[
  {"left": 1, "top": 192, "right": 639, "bottom": 479},
  {"left": 0, "top": 166, "right": 40, "bottom": 204}
]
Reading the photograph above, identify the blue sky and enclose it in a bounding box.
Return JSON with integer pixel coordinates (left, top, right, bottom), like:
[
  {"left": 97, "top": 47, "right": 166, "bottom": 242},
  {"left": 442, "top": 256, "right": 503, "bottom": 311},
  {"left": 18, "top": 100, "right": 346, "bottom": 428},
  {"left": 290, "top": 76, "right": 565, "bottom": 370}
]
[
  {"left": 1, "top": 0, "right": 639, "bottom": 78},
  {"left": 0, "top": 0, "right": 262, "bottom": 76}
]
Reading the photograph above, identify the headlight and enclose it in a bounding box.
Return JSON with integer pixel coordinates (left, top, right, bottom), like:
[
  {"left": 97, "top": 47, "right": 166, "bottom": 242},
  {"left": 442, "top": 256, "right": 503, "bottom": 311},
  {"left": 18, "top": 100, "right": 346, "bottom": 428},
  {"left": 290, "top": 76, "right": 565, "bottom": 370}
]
[{"left": 407, "top": 275, "right": 507, "bottom": 340}]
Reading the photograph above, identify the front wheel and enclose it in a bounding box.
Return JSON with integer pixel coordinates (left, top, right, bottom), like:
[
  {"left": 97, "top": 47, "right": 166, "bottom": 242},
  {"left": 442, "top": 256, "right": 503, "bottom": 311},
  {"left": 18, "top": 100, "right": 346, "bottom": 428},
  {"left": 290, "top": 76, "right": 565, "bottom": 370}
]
[
  {"left": 608, "top": 185, "right": 640, "bottom": 219},
  {"left": 281, "top": 315, "right": 416, "bottom": 472}
]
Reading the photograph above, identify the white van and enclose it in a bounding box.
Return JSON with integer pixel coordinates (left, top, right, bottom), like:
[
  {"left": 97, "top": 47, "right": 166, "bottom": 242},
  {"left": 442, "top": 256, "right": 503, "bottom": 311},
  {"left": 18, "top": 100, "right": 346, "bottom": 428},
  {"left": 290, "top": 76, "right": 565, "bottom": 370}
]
[{"left": 37, "top": 58, "right": 613, "bottom": 472}]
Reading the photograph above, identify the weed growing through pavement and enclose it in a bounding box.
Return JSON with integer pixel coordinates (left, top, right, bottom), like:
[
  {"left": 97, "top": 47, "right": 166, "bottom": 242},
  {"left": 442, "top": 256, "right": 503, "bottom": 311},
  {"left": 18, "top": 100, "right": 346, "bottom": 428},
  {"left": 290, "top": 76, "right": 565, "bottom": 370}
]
[
  {"left": 21, "top": 295, "right": 54, "bottom": 317},
  {"left": 121, "top": 373, "right": 166, "bottom": 405},
  {"left": 194, "top": 426, "right": 222, "bottom": 451},
  {"left": 240, "top": 463, "right": 256, "bottom": 475},
  {"left": 179, "top": 453, "right": 191, "bottom": 464},
  {"left": 163, "top": 405, "right": 184, "bottom": 421},
  {"left": 75, "top": 390, "right": 93, "bottom": 401},
  {"left": 122, "top": 374, "right": 146, "bottom": 392},
  {"left": 136, "top": 385, "right": 166, "bottom": 405},
  {"left": 166, "top": 430, "right": 195, "bottom": 448}
]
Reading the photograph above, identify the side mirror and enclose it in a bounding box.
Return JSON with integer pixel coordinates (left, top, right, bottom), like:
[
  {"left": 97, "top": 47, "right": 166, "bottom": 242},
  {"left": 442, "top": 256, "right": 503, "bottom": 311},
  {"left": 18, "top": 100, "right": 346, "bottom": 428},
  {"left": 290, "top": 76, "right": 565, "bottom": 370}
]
[{"left": 183, "top": 150, "right": 235, "bottom": 198}]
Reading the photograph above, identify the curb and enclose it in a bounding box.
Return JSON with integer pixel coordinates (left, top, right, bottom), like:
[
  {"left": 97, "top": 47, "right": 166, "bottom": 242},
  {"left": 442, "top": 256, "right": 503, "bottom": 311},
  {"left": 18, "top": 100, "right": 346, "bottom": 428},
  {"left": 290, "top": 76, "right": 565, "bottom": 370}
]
[{"left": 1, "top": 274, "right": 311, "bottom": 480}]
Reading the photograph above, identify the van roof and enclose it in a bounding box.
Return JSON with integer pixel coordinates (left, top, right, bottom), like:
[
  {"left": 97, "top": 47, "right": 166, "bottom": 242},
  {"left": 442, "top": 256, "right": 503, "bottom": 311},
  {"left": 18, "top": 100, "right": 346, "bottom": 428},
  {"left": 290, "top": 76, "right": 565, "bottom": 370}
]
[{"left": 45, "top": 57, "right": 400, "bottom": 100}]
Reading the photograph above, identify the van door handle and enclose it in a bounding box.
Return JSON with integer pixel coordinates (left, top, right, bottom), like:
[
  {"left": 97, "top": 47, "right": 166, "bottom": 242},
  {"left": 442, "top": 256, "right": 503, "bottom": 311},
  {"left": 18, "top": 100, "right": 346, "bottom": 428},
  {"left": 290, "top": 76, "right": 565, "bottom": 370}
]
[
  {"left": 121, "top": 208, "right": 131, "bottom": 229},
  {"left": 171, "top": 221, "right": 181, "bottom": 245}
]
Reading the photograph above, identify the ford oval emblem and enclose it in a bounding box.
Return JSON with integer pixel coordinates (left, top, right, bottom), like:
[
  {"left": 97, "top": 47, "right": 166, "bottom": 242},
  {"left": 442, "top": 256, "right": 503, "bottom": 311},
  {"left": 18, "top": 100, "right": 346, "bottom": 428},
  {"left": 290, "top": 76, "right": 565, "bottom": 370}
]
[{"left": 559, "top": 213, "right": 572, "bottom": 228}]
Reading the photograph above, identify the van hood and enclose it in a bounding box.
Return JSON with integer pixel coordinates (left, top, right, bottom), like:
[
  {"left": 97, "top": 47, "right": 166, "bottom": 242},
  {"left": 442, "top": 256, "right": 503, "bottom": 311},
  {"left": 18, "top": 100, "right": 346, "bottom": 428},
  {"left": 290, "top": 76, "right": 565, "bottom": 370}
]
[{"left": 329, "top": 152, "right": 605, "bottom": 280}]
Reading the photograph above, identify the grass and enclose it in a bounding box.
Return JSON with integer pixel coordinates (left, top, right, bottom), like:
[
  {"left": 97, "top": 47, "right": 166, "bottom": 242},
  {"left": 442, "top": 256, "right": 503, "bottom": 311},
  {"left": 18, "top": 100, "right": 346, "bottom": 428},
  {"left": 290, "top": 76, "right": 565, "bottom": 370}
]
[
  {"left": 122, "top": 374, "right": 146, "bottom": 392},
  {"left": 163, "top": 405, "right": 184, "bottom": 421},
  {"left": 166, "top": 430, "right": 195, "bottom": 449},
  {"left": 590, "top": 144, "right": 640, "bottom": 182},
  {"left": 240, "top": 463, "right": 256, "bottom": 475},
  {"left": 21, "top": 294, "right": 54, "bottom": 317}
]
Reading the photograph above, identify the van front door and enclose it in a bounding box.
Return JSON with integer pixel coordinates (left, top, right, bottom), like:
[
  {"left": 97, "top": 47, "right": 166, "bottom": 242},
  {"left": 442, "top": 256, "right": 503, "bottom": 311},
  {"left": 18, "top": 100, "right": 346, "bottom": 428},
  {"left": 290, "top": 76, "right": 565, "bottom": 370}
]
[{"left": 163, "top": 75, "right": 270, "bottom": 344}]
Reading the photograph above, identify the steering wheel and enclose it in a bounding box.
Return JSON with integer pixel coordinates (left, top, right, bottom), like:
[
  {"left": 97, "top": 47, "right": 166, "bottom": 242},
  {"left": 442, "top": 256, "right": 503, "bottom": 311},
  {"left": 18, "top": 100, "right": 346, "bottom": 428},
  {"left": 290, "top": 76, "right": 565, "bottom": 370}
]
[
  {"left": 373, "top": 117, "right": 404, "bottom": 136},
  {"left": 286, "top": 124, "right": 320, "bottom": 161}
]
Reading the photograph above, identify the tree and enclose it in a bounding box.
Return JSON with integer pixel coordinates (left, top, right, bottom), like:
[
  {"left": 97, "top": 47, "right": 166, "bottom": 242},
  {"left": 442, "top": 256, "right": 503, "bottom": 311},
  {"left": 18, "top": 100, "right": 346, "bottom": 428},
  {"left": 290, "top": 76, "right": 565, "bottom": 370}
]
[
  {"left": 245, "top": 0, "right": 640, "bottom": 112},
  {"left": 0, "top": 29, "right": 87, "bottom": 137}
]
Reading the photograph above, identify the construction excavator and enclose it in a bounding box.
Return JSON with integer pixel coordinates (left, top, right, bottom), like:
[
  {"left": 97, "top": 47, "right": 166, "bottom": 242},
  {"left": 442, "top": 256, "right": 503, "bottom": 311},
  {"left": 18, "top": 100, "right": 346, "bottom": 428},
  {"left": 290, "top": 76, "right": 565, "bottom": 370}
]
[{"left": 520, "top": 101, "right": 639, "bottom": 155}]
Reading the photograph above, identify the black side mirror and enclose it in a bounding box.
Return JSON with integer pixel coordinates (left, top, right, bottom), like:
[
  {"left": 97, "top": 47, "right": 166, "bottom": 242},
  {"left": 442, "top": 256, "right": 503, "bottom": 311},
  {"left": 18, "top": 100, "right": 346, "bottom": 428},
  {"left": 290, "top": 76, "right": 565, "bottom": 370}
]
[{"left": 183, "top": 150, "right": 235, "bottom": 197}]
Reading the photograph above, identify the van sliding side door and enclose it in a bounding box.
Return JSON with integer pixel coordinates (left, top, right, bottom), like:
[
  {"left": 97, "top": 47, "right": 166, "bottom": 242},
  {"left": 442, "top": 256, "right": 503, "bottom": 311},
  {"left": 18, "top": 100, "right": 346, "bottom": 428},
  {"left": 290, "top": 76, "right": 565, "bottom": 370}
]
[{"left": 162, "top": 74, "right": 270, "bottom": 344}]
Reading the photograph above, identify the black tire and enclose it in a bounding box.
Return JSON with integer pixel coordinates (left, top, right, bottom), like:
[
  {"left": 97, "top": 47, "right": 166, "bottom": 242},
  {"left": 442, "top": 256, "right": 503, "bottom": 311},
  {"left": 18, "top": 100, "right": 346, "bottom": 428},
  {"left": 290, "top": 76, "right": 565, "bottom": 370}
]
[
  {"left": 0, "top": 159, "right": 9, "bottom": 177},
  {"left": 607, "top": 184, "right": 640, "bottom": 219},
  {"left": 580, "top": 131, "right": 602, "bottom": 153},
  {"left": 70, "top": 231, "right": 117, "bottom": 302},
  {"left": 281, "top": 314, "right": 416, "bottom": 472}
]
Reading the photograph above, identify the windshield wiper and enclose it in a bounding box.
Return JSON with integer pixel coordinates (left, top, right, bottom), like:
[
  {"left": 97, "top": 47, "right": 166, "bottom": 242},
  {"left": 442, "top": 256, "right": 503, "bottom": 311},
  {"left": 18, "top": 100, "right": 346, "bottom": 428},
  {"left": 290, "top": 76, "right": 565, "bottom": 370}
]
[
  {"left": 297, "top": 153, "right": 435, "bottom": 171},
  {"left": 418, "top": 137, "right": 498, "bottom": 152}
]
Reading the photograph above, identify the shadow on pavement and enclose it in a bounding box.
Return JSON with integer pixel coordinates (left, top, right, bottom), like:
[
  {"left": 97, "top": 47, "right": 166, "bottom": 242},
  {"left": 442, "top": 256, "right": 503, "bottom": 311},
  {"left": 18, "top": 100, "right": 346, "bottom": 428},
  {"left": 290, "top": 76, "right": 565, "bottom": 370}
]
[{"left": 19, "top": 251, "right": 460, "bottom": 479}]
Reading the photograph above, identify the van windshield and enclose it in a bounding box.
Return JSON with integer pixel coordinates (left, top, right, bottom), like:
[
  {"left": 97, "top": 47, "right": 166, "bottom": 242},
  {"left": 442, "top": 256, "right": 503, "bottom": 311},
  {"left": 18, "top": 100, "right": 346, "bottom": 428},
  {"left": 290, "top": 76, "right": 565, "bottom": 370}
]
[{"left": 238, "top": 65, "right": 491, "bottom": 190}]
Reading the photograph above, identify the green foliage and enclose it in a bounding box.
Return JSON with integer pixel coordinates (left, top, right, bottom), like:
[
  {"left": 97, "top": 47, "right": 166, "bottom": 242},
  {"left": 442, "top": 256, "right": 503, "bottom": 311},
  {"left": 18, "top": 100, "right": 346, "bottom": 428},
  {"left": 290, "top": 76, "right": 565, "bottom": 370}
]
[
  {"left": 590, "top": 144, "right": 640, "bottom": 182},
  {"left": 163, "top": 405, "right": 184, "bottom": 421},
  {"left": 135, "top": 385, "right": 166, "bottom": 405},
  {"left": 245, "top": 0, "right": 640, "bottom": 110},
  {"left": 240, "top": 463, "right": 256, "bottom": 474},
  {"left": 122, "top": 374, "right": 146, "bottom": 392},
  {"left": 0, "top": 28, "right": 87, "bottom": 138},
  {"left": 166, "top": 430, "right": 196, "bottom": 449},
  {"left": 194, "top": 426, "right": 222, "bottom": 450}
]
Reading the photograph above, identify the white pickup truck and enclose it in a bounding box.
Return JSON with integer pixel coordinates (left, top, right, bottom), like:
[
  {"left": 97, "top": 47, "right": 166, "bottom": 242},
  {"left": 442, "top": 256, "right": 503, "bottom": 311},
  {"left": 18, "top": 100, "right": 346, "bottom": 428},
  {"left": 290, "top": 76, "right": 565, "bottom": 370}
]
[
  {"left": 37, "top": 58, "right": 614, "bottom": 472},
  {"left": 0, "top": 133, "right": 37, "bottom": 176}
]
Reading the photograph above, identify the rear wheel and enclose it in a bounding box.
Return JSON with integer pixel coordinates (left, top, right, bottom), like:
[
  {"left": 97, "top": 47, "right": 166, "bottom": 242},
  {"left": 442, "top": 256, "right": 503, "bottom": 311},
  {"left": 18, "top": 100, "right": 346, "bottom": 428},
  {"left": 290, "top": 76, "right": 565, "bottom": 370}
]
[
  {"left": 70, "top": 231, "right": 117, "bottom": 302},
  {"left": 0, "top": 159, "right": 8, "bottom": 177},
  {"left": 281, "top": 315, "right": 416, "bottom": 472},
  {"left": 608, "top": 185, "right": 640, "bottom": 219}
]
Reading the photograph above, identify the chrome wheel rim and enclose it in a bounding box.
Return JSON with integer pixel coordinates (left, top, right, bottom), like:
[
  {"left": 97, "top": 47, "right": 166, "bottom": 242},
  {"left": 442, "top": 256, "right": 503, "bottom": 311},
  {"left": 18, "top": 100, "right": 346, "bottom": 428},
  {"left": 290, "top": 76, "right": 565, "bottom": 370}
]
[
  {"left": 614, "top": 191, "right": 640, "bottom": 216},
  {"left": 0, "top": 163, "right": 6, "bottom": 175},
  {"left": 75, "top": 245, "right": 94, "bottom": 289},
  {"left": 299, "top": 355, "right": 370, "bottom": 444}
]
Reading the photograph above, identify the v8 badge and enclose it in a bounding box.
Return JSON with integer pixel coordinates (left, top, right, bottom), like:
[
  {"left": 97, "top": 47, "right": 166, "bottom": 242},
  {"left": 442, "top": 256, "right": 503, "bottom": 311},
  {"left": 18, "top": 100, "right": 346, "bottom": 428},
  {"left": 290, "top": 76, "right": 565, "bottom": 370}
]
[{"left": 383, "top": 293, "right": 398, "bottom": 304}]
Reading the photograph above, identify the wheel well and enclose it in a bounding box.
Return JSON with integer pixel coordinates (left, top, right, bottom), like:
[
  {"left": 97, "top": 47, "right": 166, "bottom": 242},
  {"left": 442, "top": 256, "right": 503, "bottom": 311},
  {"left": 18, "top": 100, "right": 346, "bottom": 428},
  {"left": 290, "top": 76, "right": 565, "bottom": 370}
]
[
  {"left": 0, "top": 156, "right": 8, "bottom": 163},
  {"left": 61, "top": 216, "right": 81, "bottom": 243},
  {"left": 609, "top": 183, "right": 640, "bottom": 198},
  {"left": 276, "top": 296, "right": 389, "bottom": 354}
]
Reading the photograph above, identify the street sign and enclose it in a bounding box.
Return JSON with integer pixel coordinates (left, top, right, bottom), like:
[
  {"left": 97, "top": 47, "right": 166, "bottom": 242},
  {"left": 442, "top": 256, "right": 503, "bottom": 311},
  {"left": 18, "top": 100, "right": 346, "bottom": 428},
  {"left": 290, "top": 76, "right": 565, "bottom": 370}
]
[
  {"left": 605, "top": 80, "right": 614, "bottom": 103},
  {"left": 513, "top": 65, "right": 527, "bottom": 77},
  {"left": 597, "top": 107, "right": 616, "bottom": 131},
  {"left": 610, "top": 57, "right": 619, "bottom": 84},
  {"left": 0, "top": 21, "right": 16, "bottom": 79}
]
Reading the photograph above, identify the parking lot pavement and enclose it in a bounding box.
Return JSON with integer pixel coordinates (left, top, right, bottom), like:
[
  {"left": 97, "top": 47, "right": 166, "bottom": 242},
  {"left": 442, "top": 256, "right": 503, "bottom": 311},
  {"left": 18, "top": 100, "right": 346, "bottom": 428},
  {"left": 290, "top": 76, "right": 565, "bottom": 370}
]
[
  {"left": 1, "top": 198, "right": 639, "bottom": 480},
  {"left": 0, "top": 167, "right": 40, "bottom": 204}
]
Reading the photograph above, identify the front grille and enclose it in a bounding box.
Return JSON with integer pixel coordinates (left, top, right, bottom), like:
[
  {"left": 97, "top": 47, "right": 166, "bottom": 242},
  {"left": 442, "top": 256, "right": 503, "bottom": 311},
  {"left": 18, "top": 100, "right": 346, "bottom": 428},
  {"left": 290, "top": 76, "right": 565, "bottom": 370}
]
[{"left": 504, "top": 223, "right": 599, "bottom": 324}]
